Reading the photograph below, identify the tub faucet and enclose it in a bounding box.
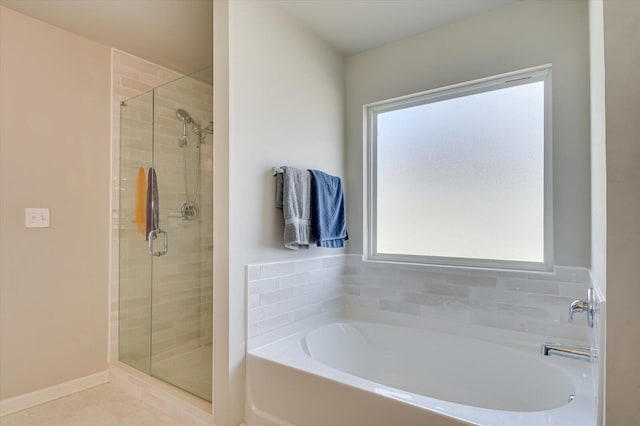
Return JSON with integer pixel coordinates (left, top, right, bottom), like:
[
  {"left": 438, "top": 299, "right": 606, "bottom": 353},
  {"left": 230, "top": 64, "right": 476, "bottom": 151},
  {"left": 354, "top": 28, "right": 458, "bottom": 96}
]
[
  {"left": 568, "top": 288, "right": 595, "bottom": 328},
  {"left": 541, "top": 343, "right": 593, "bottom": 362}
]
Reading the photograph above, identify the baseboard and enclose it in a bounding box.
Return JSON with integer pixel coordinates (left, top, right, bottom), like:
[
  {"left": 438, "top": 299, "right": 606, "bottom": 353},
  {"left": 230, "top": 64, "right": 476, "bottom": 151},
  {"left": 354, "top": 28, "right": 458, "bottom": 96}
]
[{"left": 0, "top": 370, "right": 109, "bottom": 416}]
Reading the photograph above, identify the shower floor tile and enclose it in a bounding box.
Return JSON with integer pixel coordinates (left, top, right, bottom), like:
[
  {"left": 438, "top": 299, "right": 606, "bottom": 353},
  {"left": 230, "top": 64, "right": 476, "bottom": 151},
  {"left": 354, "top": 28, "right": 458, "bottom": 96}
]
[
  {"left": 0, "top": 384, "right": 184, "bottom": 426},
  {"left": 152, "top": 344, "right": 212, "bottom": 401}
]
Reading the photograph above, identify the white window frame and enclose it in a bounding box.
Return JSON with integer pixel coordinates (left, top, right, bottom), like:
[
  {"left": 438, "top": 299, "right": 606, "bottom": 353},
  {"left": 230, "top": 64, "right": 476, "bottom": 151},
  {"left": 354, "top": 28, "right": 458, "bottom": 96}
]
[{"left": 364, "top": 65, "right": 553, "bottom": 271}]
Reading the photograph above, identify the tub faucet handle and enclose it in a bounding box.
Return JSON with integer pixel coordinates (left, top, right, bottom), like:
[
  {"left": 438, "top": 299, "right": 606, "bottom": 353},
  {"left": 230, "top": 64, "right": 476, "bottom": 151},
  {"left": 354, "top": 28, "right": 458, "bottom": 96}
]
[
  {"left": 569, "top": 300, "right": 588, "bottom": 320},
  {"left": 568, "top": 288, "right": 595, "bottom": 328}
]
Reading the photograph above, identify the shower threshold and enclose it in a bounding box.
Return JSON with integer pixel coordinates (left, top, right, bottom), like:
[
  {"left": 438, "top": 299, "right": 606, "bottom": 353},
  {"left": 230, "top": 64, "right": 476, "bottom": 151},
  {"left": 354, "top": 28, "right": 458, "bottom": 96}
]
[{"left": 152, "top": 344, "right": 212, "bottom": 402}]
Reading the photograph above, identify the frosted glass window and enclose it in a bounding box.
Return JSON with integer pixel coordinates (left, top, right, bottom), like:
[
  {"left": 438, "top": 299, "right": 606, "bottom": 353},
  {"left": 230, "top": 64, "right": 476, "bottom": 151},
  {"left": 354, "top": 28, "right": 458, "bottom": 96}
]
[{"left": 368, "top": 67, "right": 551, "bottom": 269}]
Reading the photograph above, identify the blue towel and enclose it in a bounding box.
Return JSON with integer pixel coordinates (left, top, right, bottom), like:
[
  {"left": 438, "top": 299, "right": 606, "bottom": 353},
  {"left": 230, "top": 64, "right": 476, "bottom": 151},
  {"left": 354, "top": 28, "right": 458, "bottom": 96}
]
[
  {"left": 309, "top": 169, "right": 348, "bottom": 248},
  {"left": 145, "top": 167, "right": 159, "bottom": 241}
]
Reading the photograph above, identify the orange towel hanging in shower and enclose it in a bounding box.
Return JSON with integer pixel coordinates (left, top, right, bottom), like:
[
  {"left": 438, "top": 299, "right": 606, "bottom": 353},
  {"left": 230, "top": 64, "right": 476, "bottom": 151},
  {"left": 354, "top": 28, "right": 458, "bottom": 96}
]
[{"left": 135, "top": 167, "right": 147, "bottom": 235}]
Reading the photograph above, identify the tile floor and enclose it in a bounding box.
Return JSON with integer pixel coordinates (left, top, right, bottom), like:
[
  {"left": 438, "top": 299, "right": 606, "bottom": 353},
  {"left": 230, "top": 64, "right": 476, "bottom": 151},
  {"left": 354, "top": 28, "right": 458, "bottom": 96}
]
[{"left": 0, "top": 384, "right": 188, "bottom": 425}]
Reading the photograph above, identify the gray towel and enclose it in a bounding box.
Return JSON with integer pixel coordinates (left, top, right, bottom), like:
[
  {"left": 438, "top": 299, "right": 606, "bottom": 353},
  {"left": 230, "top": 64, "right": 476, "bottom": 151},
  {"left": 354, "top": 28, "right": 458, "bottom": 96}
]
[
  {"left": 145, "top": 167, "right": 159, "bottom": 241},
  {"left": 275, "top": 171, "right": 284, "bottom": 209},
  {"left": 280, "top": 166, "right": 313, "bottom": 250}
]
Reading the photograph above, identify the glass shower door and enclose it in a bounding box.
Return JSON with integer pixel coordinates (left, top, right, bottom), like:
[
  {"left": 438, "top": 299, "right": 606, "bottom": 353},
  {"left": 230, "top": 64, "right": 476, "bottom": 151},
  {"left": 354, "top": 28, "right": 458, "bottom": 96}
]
[
  {"left": 119, "top": 91, "right": 154, "bottom": 375},
  {"left": 148, "top": 72, "right": 213, "bottom": 401},
  {"left": 118, "top": 68, "right": 213, "bottom": 402}
]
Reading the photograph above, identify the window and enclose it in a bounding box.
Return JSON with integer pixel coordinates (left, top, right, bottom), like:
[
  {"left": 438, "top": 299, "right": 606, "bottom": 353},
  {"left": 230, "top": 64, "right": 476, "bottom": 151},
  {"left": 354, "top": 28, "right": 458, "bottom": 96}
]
[{"left": 366, "top": 66, "right": 552, "bottom": 271}]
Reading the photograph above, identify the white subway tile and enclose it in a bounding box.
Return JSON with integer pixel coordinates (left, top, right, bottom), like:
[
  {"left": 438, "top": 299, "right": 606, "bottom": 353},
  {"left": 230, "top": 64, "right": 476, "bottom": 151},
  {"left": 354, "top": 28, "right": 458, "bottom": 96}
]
[
  {"left": 420, "top": 305, "right": 471, "bottom": 324},
  {"left": 259, "top": 313, "right": 294, "bottom": 334},
  {"left": 467, "top": 287, "right": 529, "bottom": 305},
  {"left": 558, "top": 282, "right": 590, "bottom": 299},
  {"left": 444, "top": 274, "right": 497, "bottom": 288},
  {"left": 469, "top": 311, "right": 528, "bottom": 333},
  {"left": 380, "top": 300, "right": 421, "bottom": 316},
  {"left": 403, "top": 292, "right": 444, "bottom": 306},
  {"left": 248, "top": 278, "right": 279, "bottom": 295},
  {"left": 342, "top": 274, "right": 368, "bottom": 286},
  {"left": 293, "top": 282, "right": 322, "bottom": 297},
  {"left": 294, "top": 303, "right": 323, "bottom": 321},
  {"left": 397, "top": 267, "right": 445, "bottom": 284},
  {"left": 323, "top": 256, "right": 346, "bottom": 268},
  {"left": 280, "top": 272, "right": 312, "bottom": 288},
  {"left": 247, "top": 265, "right": 261, "bottom": 281},
  {"left": 345, "top": 265, "right": 363, "bottom": 275},
  {"left": 346, "top": 294, "right": 380, "bottom": 309},
  {"left": 309, "top": 269, "right": 329, "bottom": 282},
  {"left": 278, "top": 295, "right": 319, "bottom": 313},
  {"left": 387, "top": 279, "right": 429, "bottom": 292},
  {"left": 497, "top": 303, "right": 551, "bottom": 320},
  {"left": 500, "top": 278, "right": 559, "bottom": 295},
  {"left": 259, "top": 288, "right": 294, "bottom": 306},
  {"left": 295, "top": 258, "right": 324, "bottom": 273},
  {"left": 425, "top": 284, "right": 469, "bottom": 298},
  {"left": 346, "top": 285, "right": 361, "bottom": 296},
  {"left": 248, "top": 304, "right": 279, "bottom": 322},
  {"left": 361, "top": 262, "right": 398, "bottom": 277},
  {"left": 322, "top": 297, "right": 346, "bottom": 312},
  {"left": 445, "top": 297, "right": 496, "bottom": 311},
  {"left": 362, "top": 286, "right": 401, "bottom": 300},
  {"left": 260, "top": 262, "right": 296, "bottom": 279},
  {"left": 344, "top": 254, "right": 363, "bottom": 265}
]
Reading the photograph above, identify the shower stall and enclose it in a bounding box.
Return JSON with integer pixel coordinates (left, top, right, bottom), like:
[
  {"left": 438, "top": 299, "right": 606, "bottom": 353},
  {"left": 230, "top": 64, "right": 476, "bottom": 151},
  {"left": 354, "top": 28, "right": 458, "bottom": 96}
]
[{"left": 118, "top": 68, "right": 213, "bottom": 401}]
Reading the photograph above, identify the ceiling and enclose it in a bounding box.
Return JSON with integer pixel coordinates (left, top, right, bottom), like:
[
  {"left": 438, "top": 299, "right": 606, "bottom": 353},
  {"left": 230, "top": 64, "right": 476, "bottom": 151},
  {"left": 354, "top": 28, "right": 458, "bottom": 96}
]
[
  {"left": 273, "top": 0, "right": 518, "bottom": 56},
  {"left": 0, "top": 0, "right": 213, "bottom": 75},
  {"left": 0, "top": 0, "right": 517, "bottom": 73}
]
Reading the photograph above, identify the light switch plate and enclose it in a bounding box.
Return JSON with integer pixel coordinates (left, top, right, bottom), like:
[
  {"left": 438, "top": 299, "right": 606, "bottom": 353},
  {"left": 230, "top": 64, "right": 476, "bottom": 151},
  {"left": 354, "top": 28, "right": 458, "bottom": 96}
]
[{"left": 25, "top": 208, "right": 50, "bottom": 228}]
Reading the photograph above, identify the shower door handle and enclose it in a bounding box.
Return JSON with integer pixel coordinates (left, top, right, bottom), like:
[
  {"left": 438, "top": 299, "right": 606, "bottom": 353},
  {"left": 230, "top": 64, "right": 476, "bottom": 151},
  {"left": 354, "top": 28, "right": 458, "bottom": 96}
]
[{"left": 148, "top": 229, "right": 169, "bottom": 256}]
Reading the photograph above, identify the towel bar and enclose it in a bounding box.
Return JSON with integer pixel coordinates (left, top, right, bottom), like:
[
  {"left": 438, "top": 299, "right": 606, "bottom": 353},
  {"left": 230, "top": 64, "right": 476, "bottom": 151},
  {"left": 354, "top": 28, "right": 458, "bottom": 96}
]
[{"left": 272, "top": 167, "right": 284, "bottom": 175}]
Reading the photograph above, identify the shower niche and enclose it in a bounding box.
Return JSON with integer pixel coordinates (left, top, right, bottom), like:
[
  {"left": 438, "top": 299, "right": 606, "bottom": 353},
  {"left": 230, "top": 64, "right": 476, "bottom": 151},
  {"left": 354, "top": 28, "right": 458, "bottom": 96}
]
[{"left": 118, "top": 68, "right": 213, "bottom": 401}]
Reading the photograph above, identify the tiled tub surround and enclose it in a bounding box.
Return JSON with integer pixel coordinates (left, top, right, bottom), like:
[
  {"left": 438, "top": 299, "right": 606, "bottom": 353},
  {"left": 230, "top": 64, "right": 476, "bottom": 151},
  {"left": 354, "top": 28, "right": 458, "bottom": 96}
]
[
  {"left": 247, "top": 256, "right": 347, "bottom": 338},
  {"left": 247, "top": 255, "right": 595, "bottom": 426},
  {"left": 247, "top": 255, "right": 591, "bottom": 342},
  {"left": 345, "top": 256, "right": 591, "bottom": 342}
]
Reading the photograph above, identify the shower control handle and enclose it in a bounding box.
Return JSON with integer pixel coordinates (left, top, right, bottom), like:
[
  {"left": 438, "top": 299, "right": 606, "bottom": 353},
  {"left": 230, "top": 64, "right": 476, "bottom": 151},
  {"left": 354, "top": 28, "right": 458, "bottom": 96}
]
[{"left": 148, "top": 229, "right": 169, "bottom": 257}]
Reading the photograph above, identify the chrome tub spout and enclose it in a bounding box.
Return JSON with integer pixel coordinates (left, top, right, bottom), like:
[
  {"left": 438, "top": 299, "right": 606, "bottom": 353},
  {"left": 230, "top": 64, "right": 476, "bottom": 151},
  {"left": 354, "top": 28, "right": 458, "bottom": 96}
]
[{"left": 541, "top": 343, "right": 593, "bottom": 362}]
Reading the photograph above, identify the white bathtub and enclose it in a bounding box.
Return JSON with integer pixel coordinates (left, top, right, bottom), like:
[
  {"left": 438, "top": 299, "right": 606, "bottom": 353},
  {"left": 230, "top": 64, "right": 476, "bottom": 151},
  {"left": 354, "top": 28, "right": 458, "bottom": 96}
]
[{"left": 247, "top": 314, "right": 594, "bottom": 426}]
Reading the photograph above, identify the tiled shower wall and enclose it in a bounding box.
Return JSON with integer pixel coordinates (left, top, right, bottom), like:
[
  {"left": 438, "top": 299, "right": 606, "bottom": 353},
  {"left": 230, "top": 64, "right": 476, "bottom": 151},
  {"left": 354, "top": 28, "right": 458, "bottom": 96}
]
[
  {"left": 247, "top": 254, "right": 591, "bottom": 342},
  {"left": 111, "top": 50, "right": 213, "bottom": 367}
]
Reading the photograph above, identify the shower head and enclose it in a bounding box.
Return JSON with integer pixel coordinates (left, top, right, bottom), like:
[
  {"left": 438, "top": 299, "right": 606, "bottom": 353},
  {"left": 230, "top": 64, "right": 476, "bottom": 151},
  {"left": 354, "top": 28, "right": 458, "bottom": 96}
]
[{"left": 176, "top": 108, "right": 193, "bottom": 125}]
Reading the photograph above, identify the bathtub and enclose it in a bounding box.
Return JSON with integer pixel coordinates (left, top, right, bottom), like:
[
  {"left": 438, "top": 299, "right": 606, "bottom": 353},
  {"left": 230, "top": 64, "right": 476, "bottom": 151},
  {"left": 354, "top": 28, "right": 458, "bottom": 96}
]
[{"left": 246, "top": 313, "right": 595, "bottom": 426}]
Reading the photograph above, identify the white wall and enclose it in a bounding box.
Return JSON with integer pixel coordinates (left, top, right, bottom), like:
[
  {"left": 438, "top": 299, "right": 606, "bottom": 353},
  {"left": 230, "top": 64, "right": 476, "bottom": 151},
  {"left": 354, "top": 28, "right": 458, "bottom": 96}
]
[
  {"left": 345, "top": 0, "right": 590, "bottom": 267},
  {"left": 588, "top": 1, "right": 607, "bottom": 423},
  {"left": 218, "top": 1, "right": 346, "bottom": 424},
  {"left": 0, "top": 6, "right": 111, "bottom": 400},
  {"left": 603, "top": 1, "right": 640, "bottom": 424},
  {"left": 590, "top": 0, "right": 607, "bottom": 298}
]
